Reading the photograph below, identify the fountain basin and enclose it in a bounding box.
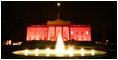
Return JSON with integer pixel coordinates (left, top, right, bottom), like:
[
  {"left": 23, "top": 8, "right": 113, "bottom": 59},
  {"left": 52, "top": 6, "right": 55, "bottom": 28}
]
[{"left": 12, "top": 49, "right": 106, "bottom": 57}]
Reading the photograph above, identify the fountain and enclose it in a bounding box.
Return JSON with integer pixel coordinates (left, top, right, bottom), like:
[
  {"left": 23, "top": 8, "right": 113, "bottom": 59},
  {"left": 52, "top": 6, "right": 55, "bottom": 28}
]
[
  {"left": 55, "top": 33, "right": 65, "bottom": 56},
  {"left": 12, "top": 33, "right": 107, "bottom": 57}
]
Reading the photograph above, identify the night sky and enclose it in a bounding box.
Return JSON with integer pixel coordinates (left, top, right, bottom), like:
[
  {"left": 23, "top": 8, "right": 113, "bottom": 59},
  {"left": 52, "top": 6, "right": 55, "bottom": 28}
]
[{"left": 2, "top": 1, "right": 117, "bottom": 43}]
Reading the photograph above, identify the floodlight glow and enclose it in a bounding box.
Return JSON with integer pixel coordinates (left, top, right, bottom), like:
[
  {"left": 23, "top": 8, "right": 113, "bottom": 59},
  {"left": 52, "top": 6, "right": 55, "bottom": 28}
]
[
  {"left": 81, "top": 48, "right": 84, "bottom": 56},
  {"left": 25, "top": 49, "right": 28, "bottom": 56},
  {"left": 68, "top": 47, "right": 73, "bottom": 56},
  {"left": 35, "top": 48, "right": 39, "bottom": 56},
  {"left": 46, "top": 48, "right": 50, "bottom": 56},
  {"left": 91, "top": 49, "right": 95, "bottom": 56}
]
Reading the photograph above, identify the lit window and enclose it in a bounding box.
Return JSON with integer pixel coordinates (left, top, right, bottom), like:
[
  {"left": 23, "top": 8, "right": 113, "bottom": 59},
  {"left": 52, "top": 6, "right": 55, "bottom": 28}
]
[
  {"left": 52, "top": 37, "right": 54, "bottom": 41},
  {"left": 76, "top": 38, "right": 78, "bottom": 40},
  {"left": 45, "top": 31, "right": 47, "bottom": 35},
  {"left": 63, "top": 37, "right": 66, "bottom": 41},
  {"left": 29, "top": 32, "right": 31, "bottom": 35},
  {"left": 39, "top": 37, "right": 41, "bottom": 40},
  {"left": 86, "top": 38, "right": 88, "bottom": 40},
  {"left": 39, "top": 31, "right": 41, "bottom": 34},
  {"left": 52, "top": 32, "right": 54, "bottom": 34},
  {"left": 81, "top": 37, "right": 83, "bottom": 40},
  {"left": 29, "top": 37, "right": 31, "bottom": 40},
  {"left": 44, "top": 38, "right": 47, "bottom": 40},
  {"left": 64, "top": 31, "right": 66, "bottom": 34},
  {"left": 76, "top": 31, "right": 78, "bottom": 34},
  {"left": 34, "top": 31, "right": 37, "bottom": 35},
  {"left": 71, "top": 31, "right": 73, "bottom": 34},
  {"left": 57, "top": 32, "right": 60, "bottom": 34},
  {"left": 64, "top": 38, "right": 66, "bottom": 41},
  {"left": 86, "top": 31, "right": 88, "bottom": 35},
  {"left": 34, "top": 37, "right": 36, "bottom": 40},
  {"left": 81, "top": 31, "right": 83, "bottom": 35},
  {"left": 52, "top": 39, "right": 54, "bottom": 41}
]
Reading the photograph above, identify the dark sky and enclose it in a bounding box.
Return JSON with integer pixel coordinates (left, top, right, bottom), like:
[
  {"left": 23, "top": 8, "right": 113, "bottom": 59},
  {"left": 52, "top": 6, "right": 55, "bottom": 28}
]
[{"left": 2, "top": 1, "right": 117, "bottom": 42}]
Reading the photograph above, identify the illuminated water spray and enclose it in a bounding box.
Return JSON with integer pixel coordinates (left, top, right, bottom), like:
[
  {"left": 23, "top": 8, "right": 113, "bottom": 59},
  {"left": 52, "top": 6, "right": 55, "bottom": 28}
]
[
  {"left": 13, "top": 32, "right": 106, "bottom": 57},
  {"left": 55, "top": 32, "right": 65, "bottom": 54}
]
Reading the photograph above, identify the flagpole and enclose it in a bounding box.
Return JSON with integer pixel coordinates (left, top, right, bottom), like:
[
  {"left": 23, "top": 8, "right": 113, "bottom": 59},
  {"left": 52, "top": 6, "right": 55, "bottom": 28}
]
[{"left": 57, "top": 2, "right": 60, "bottom": 19}]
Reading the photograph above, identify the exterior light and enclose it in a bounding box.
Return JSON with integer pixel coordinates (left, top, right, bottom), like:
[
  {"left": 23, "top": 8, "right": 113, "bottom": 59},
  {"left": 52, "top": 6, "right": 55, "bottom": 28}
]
[
  {"left": 68, "top": 47, "right": 73, "bottom": 56},
  {"left": 25, "top": 49, "right": 28, "bottom": 56},
  {"left": 35, "top": 48, "right": 39, "bottom": 56},
  {"left": 52, "top": 38, "right": 54, "bottom": 41},
  {"left": 81, "top": 48, "right": 84, "bottom": 56},
  {"left": 71, "top": 31, "right": 73, "bottom": 35},
  {"left": 64, "top": 38, "right": 66, "bottom": 41},
  {"left": 105, "top": 40, "right": 108, "bottom": 45},
  {"left": 91, "top": 49, "right": 95, "bottom": 56},
  {"left": 86, "top": 31, "right": 88, "bottom": 35},
  {"left": 52, "top": 32, "right": 54, "bottom": 34},
  {"left": 46, "top": 48, "right": 50, "bottom": 56},
  {"left": 29, "top": 32, "right": 31, "bottom": 35}
]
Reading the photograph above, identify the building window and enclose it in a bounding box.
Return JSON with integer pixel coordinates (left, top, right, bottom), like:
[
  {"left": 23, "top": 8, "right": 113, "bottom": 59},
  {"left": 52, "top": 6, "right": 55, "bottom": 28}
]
[
  {"left": 71, "top": 31, "right": 73, "bottom": 35},
  {"left": 64, "top": 31, "right": 66, "bottom": 34},
  {"left": 52, "top": 32, "right": 54, "bottom": 34},
  {"left": 34, "top": 37, "right": 36, "bottom": 40},
  {"left": 34, "top": 31, "right": 37, "bottom": 35},
  {"left": 29, "top": 37, "right": 31, "bottom": 40},
  {"left": 86, "top": 31, "right": 88, "bottom": 35},
  {"left": 86, "top": 38, "right": 88, "bottom": 40},
  {"left": 76, "top": 31, "right": 78, "bottom": 34},
  {"left": 52, "top": 37, "right": 54, "bottom": 41},
  {"left": 52, "top": 39, "right": 54, "bottom": 41},
  {"left": 29, "top": 32, "right": 31, "bottom": 35},
  {"left": 44, "top": 38, "right": 47, "bottom": 40},
  {"left": 81, "top": 31, "right": 83, "bottom": 35},
  {"left": 64, "top": 37, "right": 66, "bottom": 41},
  {"left": 76, "top": 38, "right": 78, "bottom": 40},
  {"left": 39, "top": 31, "right": 41, "bottom": 34},
  {"left": 39, "top": 37, "right": 41, "bottom": 40},
  {"left": 44, "top": 31, "right": 47, "bottom": 35},
  {"left": 81, "top": 37, "right": 83, "bottom": 40}
]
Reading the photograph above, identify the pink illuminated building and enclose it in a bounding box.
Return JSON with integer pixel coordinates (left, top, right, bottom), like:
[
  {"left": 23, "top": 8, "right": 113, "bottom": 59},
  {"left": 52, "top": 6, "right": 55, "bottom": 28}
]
[{"left": 26, "top": 19, "right": 91, "bottom": 41}]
